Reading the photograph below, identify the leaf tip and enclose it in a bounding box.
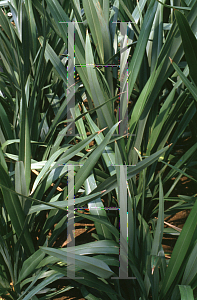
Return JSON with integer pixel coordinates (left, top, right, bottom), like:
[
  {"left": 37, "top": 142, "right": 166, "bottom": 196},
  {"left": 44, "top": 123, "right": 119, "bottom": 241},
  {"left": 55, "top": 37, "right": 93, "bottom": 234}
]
[
  {"left": 169, "top": 57, "right": 173, "bottom": 64},
  {"left": 97, "top": 127, "right": 107, "bottom": 135}
]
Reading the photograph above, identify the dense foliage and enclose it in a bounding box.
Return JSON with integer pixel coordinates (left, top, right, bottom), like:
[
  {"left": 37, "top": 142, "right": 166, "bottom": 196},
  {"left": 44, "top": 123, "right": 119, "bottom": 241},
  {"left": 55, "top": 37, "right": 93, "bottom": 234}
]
[{"left": 0, "top": 0, "right": 197, "bottom": 299}]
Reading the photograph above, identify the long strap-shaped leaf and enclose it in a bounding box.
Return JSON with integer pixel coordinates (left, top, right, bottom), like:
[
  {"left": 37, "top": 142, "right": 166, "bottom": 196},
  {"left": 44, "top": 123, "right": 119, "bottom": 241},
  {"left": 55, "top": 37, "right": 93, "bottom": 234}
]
[
  {"left": 88, "top": 144, "right": 171, "bottom": 197},
  {"left": 127, "top": 0, "right": 158, "bottom": 101},
  {"left": 159, "top": 197, "right": 197, "bottom": 299},
  {"left": 40, "top": 246, "right": 114, "bottom": 279},
  {"left": 174, "top": 9, "right": 197, "bottom": 86},
  {"left": 170, "top": 58, "right": 197, "bottom": 102},
  {"left": 74, "top": 121, "right": 121, "bottom": 195},
  {"left": 0, "top": 165, "right": 34, "bottom": 256}
]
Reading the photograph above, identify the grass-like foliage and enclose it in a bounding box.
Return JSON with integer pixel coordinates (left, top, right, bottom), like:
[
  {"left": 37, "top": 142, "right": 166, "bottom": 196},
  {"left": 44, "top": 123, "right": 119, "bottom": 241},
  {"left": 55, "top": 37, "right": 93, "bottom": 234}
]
[{"left": 0, "top": 0, "right": 197, "bottom": 299}]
